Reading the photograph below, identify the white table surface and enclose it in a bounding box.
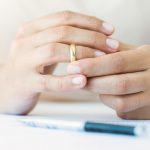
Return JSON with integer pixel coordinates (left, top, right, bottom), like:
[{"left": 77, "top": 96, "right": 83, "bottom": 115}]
[{"left": 0, "top": 101, "right": 150, "bottom": 150}]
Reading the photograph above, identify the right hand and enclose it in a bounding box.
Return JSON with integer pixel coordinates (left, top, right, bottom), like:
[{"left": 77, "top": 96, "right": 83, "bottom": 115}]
[{"left": 0, "top": 11, "right": 118, "bottom": 114}]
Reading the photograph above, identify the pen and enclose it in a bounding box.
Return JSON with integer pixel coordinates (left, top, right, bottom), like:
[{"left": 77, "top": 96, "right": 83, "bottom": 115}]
[{"left": 20, "top": 118, "right": 146, "bottom": 136}]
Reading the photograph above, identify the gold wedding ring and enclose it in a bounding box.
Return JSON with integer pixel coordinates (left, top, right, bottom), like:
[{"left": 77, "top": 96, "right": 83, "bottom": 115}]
[{"left": 70, "top": 44, "right": 76, "bottom": 62}]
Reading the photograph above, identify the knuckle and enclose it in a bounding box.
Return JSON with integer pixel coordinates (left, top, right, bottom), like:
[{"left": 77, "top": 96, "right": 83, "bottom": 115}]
[
  {"left": 11, "top": 38, "right": 25, "bottom": 50},
  {"left": 79, "top": 59, "right": 93, "bottom": 75},
  {"left": 38, "top": 43, "right": 57, "bottom": 63},
  {"left": 88, "top": 16, "right": 101, "bottom": 28},
  {"left": 115, "top": 77, "right": 129, "bottom": 94},
  {"left": 57, "top": 26, "right": 71, "bottom": 41},
  {"left": 77, "top": 46, "right": 85, "bottom": 59},
  {"left": 18, "top": 23, "right": 31, "bottom": 35},
  {"left": 91, "top": 32, "right": 100, "bottom": 47},
  {"left": 36, "top": 43, "right": 60, "bottom": 66},
  {"left": 46, "top": 43, "right": 57, "bottom": 58},
  {"left": 57, "top": 78, "right": 65, "bottom": 91},
  {"left": 60, "top": 10, "right": 74, "bottom": 22},
  {"left": 38, "top": 76, "right": 66, "bottom": 92},
  {"left": 111, "top": 54, "right": 126, "bottom": 73}
]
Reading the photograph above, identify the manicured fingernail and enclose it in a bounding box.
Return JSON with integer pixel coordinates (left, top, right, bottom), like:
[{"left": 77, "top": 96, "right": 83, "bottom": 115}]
[
  {"left": 106, "top": 38, "right": 119, "bottom": 50},
  {"left": 101, "top": 22, "right": 114, "bottom": 34},
  {"left": 72, "top": 76, "right": 83, "bottom": 85},
  {"left": 95, "top": 50, "right": 106, "bottom": 57},
  {"left": 67, "top": 65, "right": 80, "bottom": 74}
]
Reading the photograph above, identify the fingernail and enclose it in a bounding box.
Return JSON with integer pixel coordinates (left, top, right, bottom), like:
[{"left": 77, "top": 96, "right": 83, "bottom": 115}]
[
  {"left": 95, "top": 50, "right": 106, "bottom": 57},
  {"left": 106, "top": 38, "right": 119, "bottom": 50},
  {"left": 72, "top": 76, "right": 83, "bottom": 85},
  {"left": 67, "top": 65, "right": 80, "bottom": 74},
  {"left": 101, "top": 22, "right": 114, "bottom": 34}
]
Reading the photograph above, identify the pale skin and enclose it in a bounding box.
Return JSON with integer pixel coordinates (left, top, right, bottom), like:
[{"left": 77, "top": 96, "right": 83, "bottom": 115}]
[
  {"left": 68, "top": 44, "right": 150, "bottom": 119},
  {"left": 0, "top": 11, "right": 117, "bottom": 114},
  {"left": 0, "top": 11, "right": 150, "bottom": 119}
]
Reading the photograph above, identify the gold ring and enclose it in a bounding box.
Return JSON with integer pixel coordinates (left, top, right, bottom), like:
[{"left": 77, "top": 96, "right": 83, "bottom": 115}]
[{"left": 70, "top": 44, "right": 76, "bottom": 62}]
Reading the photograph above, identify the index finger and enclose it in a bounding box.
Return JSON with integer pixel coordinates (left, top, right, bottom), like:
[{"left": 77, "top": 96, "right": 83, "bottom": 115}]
[
  {"left": 67, "top": 45, "right": 150, "bottom": 77},
  {"left": 18, "top": 11, "right": 114, "bottom": 37}
]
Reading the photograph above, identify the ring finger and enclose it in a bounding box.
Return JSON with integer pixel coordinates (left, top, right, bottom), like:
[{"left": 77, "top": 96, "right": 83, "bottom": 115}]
[{"left": 33, "top": 43, "right": 106, "bottom": 66}]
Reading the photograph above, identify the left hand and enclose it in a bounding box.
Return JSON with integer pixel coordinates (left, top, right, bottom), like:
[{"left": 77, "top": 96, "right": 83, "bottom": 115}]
[{"left": 67, "top": 45, "right": 150, "bottom": 119}]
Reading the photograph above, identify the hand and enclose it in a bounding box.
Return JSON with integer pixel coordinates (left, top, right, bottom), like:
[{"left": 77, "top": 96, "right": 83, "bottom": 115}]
[
  {"left": 0, "top": 11, "right": 118, "bottom": 114},
  {"left": 67, "top": 45, "right": 150, "bottom": 119}
]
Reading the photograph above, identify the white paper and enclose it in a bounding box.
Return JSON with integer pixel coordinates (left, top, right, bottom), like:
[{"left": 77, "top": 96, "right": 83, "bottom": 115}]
[{"left": 0, "top": 114, "right": 150, "bottom": 150}]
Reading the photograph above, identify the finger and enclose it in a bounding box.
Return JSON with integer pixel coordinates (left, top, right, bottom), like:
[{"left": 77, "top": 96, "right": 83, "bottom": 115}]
[
  {"left": 100, "top": 91, "right": 150, "bottom": 113},
  {"left": 85, "top": 71, "right": 150, "bottom": 95},
  {"left": 35, "top": 74, "right": 86, "bottom": 92},
  {"left": 117, "top": 104, "right": 150, "bottom": 119},
  {"left": 18, "top": 11, "right": 114, "bottom": 37},
  {"left": 33, "top": 43, "right": 106, "bottom": 66},
  {"left": 28, "top": 26, "right": 119, "bottom": 53},
  {"left": 67, "top": 45, "right": 150, "bottom": 76}
]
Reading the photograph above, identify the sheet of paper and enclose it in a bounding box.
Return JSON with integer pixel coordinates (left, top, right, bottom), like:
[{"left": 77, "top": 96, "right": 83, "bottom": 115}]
[{"left": 0, "top": 114, "right": 150, "bottom": 150}]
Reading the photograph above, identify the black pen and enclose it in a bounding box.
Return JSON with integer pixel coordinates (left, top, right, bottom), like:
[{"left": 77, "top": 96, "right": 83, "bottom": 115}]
[{"left": 20, "top": 118, "right": 146, "bottom": 136}]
